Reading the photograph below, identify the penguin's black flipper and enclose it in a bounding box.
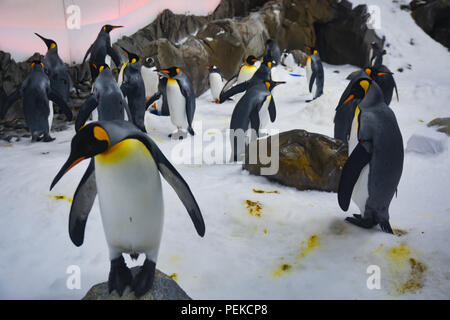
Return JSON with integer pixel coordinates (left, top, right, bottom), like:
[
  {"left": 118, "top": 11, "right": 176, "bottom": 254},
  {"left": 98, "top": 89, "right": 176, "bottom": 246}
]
[
  {"left": 221, "top": 75, "right": 237, "bottom": 94},
  {"left": 48, "top": 88, "right": 73, "bottom": 121},
  {"left": 177, "top": 82, "right": 196, "bottom": 135},
  {"left": 0, "top": 86, "right": 23, "bottom": 119},
  {"left": 75, "top": 95, "right": 98, "bottom": 131},
  {"left": 309, "top": 70, "right": 317, "bottom": 93},
  {"left": 219, "top": 81, "right": 249, "bottom": 103},
  {"left": 249, "top": 109, "right": 260, "bottom": 138},
  {"left": 130, "top": 133, "right": 205, "bottom": 237},
  {"left": 338, "top": 142, "right": 372, "bottom": 211},
  {"left": 268, "top": 97, "right": 276, "bottom": 122},
  {"left": 393, "top": 79, "right": 399, "bottom": 102},
  {"left": 145, "top": 91, "right": 161, "bottom": 109},
  {"left": 107, "top": 46, "right": 121, "bottom": 68},
  {"left": 69, "top": 159, "right": 96, "bottom": 247}
]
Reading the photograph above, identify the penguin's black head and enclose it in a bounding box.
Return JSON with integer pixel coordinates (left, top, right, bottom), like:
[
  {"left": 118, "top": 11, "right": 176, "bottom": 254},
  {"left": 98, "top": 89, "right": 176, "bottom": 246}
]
[
  {"left": 344, "top": 78, "right": 372, "bottom": 104},
  {"left": 102, "top": 25, "right": 123, "bottom": 33},
  {"left": 206, "top": 65, "right": 220, "bottom": 73},
  {"left": 92, "top": 63, "right": 109, "bottom": 73},
  {"left": 158, "top": 67, "right": 180, "bottom": 78},
  {"left": 264, "top": 80, "right": 286, "bottom": 91},
  {"left": 306, "top": 45, "right": 318, "bottom": 55},
  {"left": 35, "top": 33, "right": 57, "bottom": 50},
  {"left": 144, "top": 57, "right": 155, "bottom": 68},
  {"left": 245, "top": 55, "right": 257, "bottom": 65},
  {"left": 31, "top": 60, "right": 44, "bottom": 69},
  {"left": 50, "top": 123, "right": 111, "bottom": 190},
  {"left": 121, "top": 47, "right": 140, "bottom": 64}
]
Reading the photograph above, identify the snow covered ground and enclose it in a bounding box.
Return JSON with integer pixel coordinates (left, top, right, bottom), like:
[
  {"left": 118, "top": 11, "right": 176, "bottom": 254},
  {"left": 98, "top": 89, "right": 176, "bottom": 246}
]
[{"left": 0, "top": 0, "right": 449, "bottom": 299}]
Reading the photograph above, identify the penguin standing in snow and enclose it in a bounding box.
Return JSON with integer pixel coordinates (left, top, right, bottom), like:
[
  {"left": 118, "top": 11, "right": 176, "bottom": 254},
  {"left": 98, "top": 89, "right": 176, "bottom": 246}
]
[
  {"left": 50, "top": 120, "right": 205, "bottom": 297},
  {"left": 221, "top": 55, "right": 258, "bottom": 95},
  {"left": 75, "top": 64, "right": 131, "bottom": 131},
  {"left": 206, "top": 65, "right": 224, "bottom": 103},
  {"left": 35, "top": 33, "right": 71, "bottom": 104},
  {"left": 0, "top": 60, "right": 72, "bottom": 142},
  {"left": 83, "top": 25, "right": 123, "bottom": 81},
  {"left": 305, "top": 46, "right": 324, "bottom": 101},
  {"left": 141, "top": 57, "right": 159, "bottom": 103},
  {"left": 229, "top": 79, "right": 284, "bottom": 161},
  {"left": 364, "top": 66, "right": 398, "bottom": 106},
  {"left": 118, "top": 47, "right": 146, "bottom": 132},
  {"left": 337, "top": 78, "right": 403, "bottom": 234},
  {"left": 158, "top": 67, "right": 196, "bottom": 139}
]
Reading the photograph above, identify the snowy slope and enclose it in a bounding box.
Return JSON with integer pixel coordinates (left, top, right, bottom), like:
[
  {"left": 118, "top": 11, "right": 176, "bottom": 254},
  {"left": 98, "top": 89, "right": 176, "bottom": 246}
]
[{"left": 0, "top": 0, "right": 449, "bottom": 299}]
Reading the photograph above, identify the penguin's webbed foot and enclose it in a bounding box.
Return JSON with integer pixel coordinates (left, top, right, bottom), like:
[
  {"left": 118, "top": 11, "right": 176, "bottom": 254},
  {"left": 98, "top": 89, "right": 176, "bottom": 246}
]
[
  {"left": 108, "top": 256, "right": 132, "bottom": 296},
  {"left": 132, "top": 259, "right": 156, "bottom": 298},
  {"left": 345, "top": 214, "right": 377, "bottom": 229},
  {"left": 42, "top": 134, "right": 55, "bottom": 142},
  {"left": 379, "top": 220, "right": 394, "bottom": 234}
]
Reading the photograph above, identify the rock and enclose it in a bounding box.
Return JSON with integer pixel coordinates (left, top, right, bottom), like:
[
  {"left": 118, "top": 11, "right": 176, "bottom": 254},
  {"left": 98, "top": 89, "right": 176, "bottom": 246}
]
[
  {"left": 82, "top": 268, "right": 191, "bottom": 300},
  {"left": 410, "top": 0, "right": 450, "bottom": 50},
  {"left": 315, "top": 2, "right": 383, "bottom": 67},
  {"left": 427, "top": 117, "right": 450, "bottom": 135},
  {"left": 243, "top": 129, "right": 348, "bottom": 192},
  {"left": 405, "top": 127, "right": 448, "bottom": 154}
]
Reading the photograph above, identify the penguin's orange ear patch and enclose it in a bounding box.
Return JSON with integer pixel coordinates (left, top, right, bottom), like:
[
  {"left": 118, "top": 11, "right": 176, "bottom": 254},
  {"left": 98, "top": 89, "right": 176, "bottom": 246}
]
[
  {"left": 93, "top": 126, "right": 110, "bottom": 145},
  {"left": 359, "top": 80, "right": 370, "bottom": 94},
  {"left": 176, "top": 67, "right": 180, "bottom": 74},
  {"left": 50, "top": 43, "right": 56, "bottom": 49},
  {"left": 31, "top": 62, "right": 35, "bottom": 68},
  {"left": 40, "top": 62, "right": 44, "bottom": 68},
  {"left": 365, "top": 68, "right": 372, "bottom": 76}
]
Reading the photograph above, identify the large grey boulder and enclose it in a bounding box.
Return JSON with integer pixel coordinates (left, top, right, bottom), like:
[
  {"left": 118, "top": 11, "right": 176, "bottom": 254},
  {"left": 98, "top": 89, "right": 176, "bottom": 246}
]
[{"left": 82, "top": 268, "right": 191, "bottom": 300}]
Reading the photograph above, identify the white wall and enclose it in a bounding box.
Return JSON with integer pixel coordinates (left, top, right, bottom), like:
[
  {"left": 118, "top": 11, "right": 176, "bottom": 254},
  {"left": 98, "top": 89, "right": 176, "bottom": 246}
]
[{"left": 0, "top": 0, "right": 220, "bottom": 63}]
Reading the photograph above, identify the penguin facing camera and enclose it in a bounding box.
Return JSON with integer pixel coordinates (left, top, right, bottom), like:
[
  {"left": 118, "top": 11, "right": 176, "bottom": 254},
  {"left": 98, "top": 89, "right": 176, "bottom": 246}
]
[{"left": 305, "top": 45, "right": 324, "bottom": 101}]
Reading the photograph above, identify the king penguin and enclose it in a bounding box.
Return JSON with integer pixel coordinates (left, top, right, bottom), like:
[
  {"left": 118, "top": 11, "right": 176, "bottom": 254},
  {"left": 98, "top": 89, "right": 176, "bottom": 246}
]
[
  {"left": 305, "top": 46, "right": 324, "bottom": 101},
  {"left": 35, "top": 33, "right": 71, "bottom": 104},
  {"left": 0, "top": 60, "right": 72, "bottom": 142},
  {"left": 337, "top": 78, "right": 404, "bottom": 234},
  {"left": 206, "top": 65, "right": 224, "bottom": 103},
  {"left": 50, "top": 120, "right": 205, "bottom": 297},
  {"left": 264, "top": 39, "right": 281, "bottom": 65},
  {"left": 118, "top": 47, "right": 147, "bottom": 132},
  {"left": 83, "top": 25, "right": 123, "bottom": 81},
  {"left": 158, "top": 67, "right": 196, "bottom": 139},
  {"left": 229, "top": 79, "right": 284, "bottom": 161},
  {"left": 75, "top": 64, "right": 131, "bottom": 131}
]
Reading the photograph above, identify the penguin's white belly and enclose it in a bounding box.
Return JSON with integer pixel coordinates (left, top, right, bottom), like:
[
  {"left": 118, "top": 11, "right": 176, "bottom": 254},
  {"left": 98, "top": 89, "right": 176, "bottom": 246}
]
[
  {"left": 141, "top": 67, "right": 159, "bottom": 98},
  {"left": 166, "top": 79, "right": 187, "bottom": 129},
  {"left": 235, "top": 66, "right": 257, "bottom": 101},
  {"left": 94, "top": 139, "right": 164, "bottom": 258},
  {"left": 48, "top": 100, "right": 53, "bottom": 130},
  {"left": 209, "top": 73, "right": 223, "bottom": 100},
  {"left": 258, "top": 95, "right": 271, "bottom": 130},
  {"left": 349, "top": 116, "right": 369, "bottom": 215}
]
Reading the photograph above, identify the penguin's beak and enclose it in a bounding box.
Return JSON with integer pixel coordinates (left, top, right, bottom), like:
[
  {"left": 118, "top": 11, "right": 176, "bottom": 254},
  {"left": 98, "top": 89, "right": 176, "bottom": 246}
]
[
  {"left": 111, "top": 26, "right": 123, "bottom": 30},
  {"left": 157, "top": 69, "right": 170, "bottom": 77},
  {"left": 50, "top": 154, "right": 86, "bottom": 190},
  {"left": 205, "top": 66, "right": 210, "bottom": 70},
  {"left": 35, "top": 33, "right": 54, "bottom": 50}
]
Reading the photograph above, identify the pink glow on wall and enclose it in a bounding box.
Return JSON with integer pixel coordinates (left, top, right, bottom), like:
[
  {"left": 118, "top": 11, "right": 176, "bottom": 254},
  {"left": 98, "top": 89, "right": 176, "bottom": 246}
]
[{"left": 0, "top": 0, "right": 221, "bottom": 63}]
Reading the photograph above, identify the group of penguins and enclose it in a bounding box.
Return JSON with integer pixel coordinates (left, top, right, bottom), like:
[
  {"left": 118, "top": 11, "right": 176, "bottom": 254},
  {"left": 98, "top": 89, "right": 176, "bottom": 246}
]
[{"left": 0, "top": 25, "right": 403, "bottom": 297}]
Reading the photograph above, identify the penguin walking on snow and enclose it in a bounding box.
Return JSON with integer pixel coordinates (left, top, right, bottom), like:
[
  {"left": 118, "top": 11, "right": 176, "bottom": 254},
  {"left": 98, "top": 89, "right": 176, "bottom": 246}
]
[
  {"left": 0, "top": 60, "right": 72, "bottom": 142},
  {"left": 229, "top": 79, "right": 285, "bottom": 161},
  {"left": 50, "top": 120, "right": 205, "bottom": 297},
  {"left": 118, "top": 47, "right": 147, "bottom": 132},
  {"left": 337, "top": 78, "right": 404, "bottom": 234},
  {"left": 35, "top": 33, "right": 71, "bottom": 104},
  {"left": 305, "top": 46, "right": 324, "bottom": 101},
  {"left": 158, "top": 67, "right": 196, "bottom": 139},
  {"left": 206, "top": 65, "right": 224, "bottom": 103},
  {"left": 83, "top": 25, "right": 123, "bottom": 81},
  {"left": 75, "top": 64, "right": 131, "bottom": 131}
]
